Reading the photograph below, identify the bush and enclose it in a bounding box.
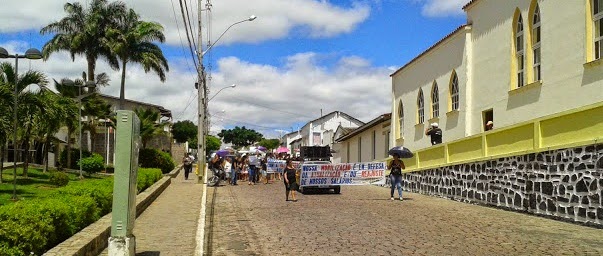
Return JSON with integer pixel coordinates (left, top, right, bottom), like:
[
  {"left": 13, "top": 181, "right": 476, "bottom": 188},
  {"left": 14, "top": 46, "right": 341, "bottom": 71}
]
[
  {"left": 139, "top": 148, "right": 176, "bottom": 174},
  {"left": 59, "top": 148, "right": 91, "bottom": 170},
  {"left": 137, "top": 168, "right": 163, "bottom": 192},
  {"left": 49, "top": 172, "right": 70, "bottom": 187},
  {"left": 78, "top": 153, "right": 104, "bottom": 174}
]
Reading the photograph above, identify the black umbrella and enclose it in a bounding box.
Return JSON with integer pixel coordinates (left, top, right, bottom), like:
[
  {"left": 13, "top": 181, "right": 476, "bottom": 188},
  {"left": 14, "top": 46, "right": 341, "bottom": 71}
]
[{"left": 388, "top": 146, "right": 414, "bottom": 158}]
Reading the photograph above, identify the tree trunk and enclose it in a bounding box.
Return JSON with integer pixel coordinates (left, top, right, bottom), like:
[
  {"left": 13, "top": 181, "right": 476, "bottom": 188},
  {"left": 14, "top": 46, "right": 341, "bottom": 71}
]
[
  {"left": 119, "top": 59, "right": 128, "bottom": 110},
  {"left": 0, "top": 141, "right": 5, "bottom": 183},
  {"left": 43, "top": 136, "right": 50, "bottom": 173},
  {"left": 23, "top": 128, "right": 32, "bottom": 178},
  {"left": 66, "top": 128, "right": 72, "bottom": 169},
  {"left": 87, "top": 56, "right": 96, "bottom": 84}
]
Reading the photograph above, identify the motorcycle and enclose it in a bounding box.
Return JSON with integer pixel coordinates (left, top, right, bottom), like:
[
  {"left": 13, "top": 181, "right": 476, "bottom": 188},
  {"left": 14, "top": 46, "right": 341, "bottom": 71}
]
[{"left": 208, "top": 166, "right": 225, "bottom": 187}]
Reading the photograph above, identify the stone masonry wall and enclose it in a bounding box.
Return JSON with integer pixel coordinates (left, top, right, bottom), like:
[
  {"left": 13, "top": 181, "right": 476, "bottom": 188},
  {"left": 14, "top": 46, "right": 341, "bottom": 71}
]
[{"left": 401, "top": 144, "right": 603, "bottom": 227}]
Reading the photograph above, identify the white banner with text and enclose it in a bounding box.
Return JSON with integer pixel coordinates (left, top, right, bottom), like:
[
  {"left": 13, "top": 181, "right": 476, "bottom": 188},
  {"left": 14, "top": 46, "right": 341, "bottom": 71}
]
[{"left": 299, "top": 162, "right": 387, "bottom": 186}]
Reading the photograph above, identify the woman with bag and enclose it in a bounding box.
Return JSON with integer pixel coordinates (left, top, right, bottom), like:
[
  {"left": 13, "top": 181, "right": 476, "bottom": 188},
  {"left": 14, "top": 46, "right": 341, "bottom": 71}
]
[
  {"left": 387, "top": 154, "right": 405, "bottom": 201},
  {"left": 283, "top": 159, "right": 298, "bottom": 202}
]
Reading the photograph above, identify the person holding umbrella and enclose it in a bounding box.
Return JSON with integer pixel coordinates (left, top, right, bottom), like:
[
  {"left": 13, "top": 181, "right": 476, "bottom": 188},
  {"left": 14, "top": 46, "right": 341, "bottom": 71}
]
[{"left": 387, "top": 153, "right": 405, "bottom": 201}]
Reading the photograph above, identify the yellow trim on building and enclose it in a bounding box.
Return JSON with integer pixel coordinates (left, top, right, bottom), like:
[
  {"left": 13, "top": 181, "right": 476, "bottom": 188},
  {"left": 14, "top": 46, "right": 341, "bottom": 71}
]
[{"left": 403, "top": 101, "right": 603, "bottom": 172}]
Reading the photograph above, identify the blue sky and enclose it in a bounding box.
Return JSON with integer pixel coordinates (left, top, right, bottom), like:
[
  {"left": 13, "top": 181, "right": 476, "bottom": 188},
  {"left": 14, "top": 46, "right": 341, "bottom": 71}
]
[{"left": 0, "top": 0, "right": 468, "bottom": 138}]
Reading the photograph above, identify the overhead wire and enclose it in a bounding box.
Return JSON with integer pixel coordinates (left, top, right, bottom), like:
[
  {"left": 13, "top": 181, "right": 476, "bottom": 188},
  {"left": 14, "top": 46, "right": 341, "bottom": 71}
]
[
  {"left": 178, "top": 0, "right": 200, "bottom": 71},
  {"left": 183, "top": 0, "right": 197, "bottom": 48}
]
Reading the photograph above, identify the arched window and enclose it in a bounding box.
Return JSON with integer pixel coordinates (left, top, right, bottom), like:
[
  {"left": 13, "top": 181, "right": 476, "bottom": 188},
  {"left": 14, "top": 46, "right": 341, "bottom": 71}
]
[
  {"left": 594, "top": 0, "right": 603, "bottom": 59},
  {"left": 431, "top": 82, "right": 439, "bottom": 118},
  {"left": 450, "top": 72, "right": 460, "bottom": 111},
  {"left": 532, "top": 4, "right": 542, "bottom": 81},
  {"left": 398, "top": 101, "right": 404, "bottom": 138},
  {"left": 417, "top": 89, "right": 424, "bottom": 124},
  {"left": 516, "top": 14, "right": 525, "bottom": 87}
]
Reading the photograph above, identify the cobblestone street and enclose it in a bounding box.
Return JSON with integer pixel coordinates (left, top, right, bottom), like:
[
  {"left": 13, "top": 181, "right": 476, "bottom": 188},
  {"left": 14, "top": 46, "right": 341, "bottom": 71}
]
[{"left": 204, "top": 182, "right": 603, "bottom": 256}]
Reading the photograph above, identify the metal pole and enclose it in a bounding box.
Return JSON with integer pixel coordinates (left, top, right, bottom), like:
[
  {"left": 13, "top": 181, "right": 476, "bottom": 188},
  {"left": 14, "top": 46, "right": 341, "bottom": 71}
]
[
  {"left": 197, "top": 0, "right": 206, "bottom": 183},
  {"left": 79, "top": 86, "right": 83, "bottom": 179},
  {"left": 12, "top": 55, "right": 18, "bottom": 200}
]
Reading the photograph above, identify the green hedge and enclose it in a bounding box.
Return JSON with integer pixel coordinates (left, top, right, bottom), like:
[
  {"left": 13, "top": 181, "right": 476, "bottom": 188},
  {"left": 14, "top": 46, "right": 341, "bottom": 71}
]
[
  {"left": 139, "top": 148, "right": 176, "bottom": 173},
  {"left": 78, "top": 153, "right": 105, "bottom": 175},
  {"left": 59, "top": 148, "right": 91, "bottom": 169},
  {"left": 0, "top": 168, "right": 164, "bottom": 256}
]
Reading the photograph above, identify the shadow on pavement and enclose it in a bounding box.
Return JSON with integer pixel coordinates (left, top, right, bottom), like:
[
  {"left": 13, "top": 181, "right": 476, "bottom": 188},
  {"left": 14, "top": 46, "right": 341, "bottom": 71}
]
[{"left": 137, "top": 251, "right": 160, "bottom": 256}]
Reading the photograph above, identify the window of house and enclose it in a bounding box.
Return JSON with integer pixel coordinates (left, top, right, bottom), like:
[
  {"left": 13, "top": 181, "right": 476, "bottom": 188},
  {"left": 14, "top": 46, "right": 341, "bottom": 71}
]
[
  {"left": 372, "top": 130, "right": 376, "bottom": 160},
  {"left": 595, "top": 0, "right": 603, "bottom": 59},
  {"left": 516, "top": 14, "right": 525, "bottom": 87},
  {"left": 417, "top": 89, "right": 424, "bottom": 124},
  {"left": 431, "top": 82, "right": 439, "bottom": 118},
  {"left": 398, "top": 101, "right": 404, "bottom": 138},
  {"left": 532, "top": 4, "right": 542, "bottom": 81},
  {"left": 450, "top": 73, "right": 459, "bottom": 111},
  {"left": 358, "top": 137, "right": 362, "bottom": 162}
]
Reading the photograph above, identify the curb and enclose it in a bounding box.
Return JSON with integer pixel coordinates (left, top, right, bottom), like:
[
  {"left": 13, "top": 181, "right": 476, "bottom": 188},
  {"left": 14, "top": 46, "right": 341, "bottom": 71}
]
[{"left": 43, "top": 174, "right": 173, "bottom": 256}]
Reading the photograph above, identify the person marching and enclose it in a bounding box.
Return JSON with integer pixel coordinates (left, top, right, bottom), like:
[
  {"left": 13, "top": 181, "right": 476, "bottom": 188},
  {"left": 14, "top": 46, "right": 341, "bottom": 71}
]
[
  {"left": 283, "top": 159, "right": 298, "bottom": 202},
  {"left": 182, "top": 152, "right": 193, "bottom": 180},
  {"left": 387, "top": 154, "right": 405, "bottom": 201}
]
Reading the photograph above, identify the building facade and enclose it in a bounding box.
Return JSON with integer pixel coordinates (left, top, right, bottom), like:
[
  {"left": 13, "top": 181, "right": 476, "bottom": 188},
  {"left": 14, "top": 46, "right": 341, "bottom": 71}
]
[
  {"left": 392, "top": 0, "right": 603, "bottom": 152},
  {"left": 335, "top": 113, "right": 391, "bottom": 164}
]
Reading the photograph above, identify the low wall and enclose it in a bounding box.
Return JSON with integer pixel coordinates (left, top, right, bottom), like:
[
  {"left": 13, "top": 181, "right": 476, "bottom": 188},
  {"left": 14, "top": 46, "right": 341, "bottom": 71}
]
[
  {"left": 43, "top": 175, "right": 172, "bottom": 256},
  {"left": 401, "top": 144, "right": 603, "bottom": 227}
]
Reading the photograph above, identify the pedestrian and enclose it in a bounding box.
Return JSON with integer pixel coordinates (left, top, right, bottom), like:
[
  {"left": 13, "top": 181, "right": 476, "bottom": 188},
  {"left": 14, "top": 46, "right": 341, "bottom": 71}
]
[
  {"left": 283, "top": 159, "right": 298, "bottom": 202},
  {"left": 223, "top": 156, "right": 232, "bottom": 182},
  {"left": 182, "top": 152, "right": 193, "bottom": 180},
  {"left": 261, "top": 156, "right": 269, "bottom": 184},
  {"left": 387, "top": 154, "right": 405, "bottom": 201},
  {"left": 231, "top": 156, "right": 239, "bottom": 185},
  {"left": 425, "top": 122, "right": 443, "bottom": 145}
]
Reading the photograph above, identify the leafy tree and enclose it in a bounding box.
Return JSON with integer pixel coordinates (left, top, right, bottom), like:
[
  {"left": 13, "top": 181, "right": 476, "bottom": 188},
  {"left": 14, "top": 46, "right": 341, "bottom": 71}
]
[
  {"left": 206, "top": 135, "right": 221, "bottom": 153},
  {"left": 106, "top": 8, "right": 169, "bottom": 109},
  {"left": 0, "top": 62, "right": 48, "bottom": 178},
  {"left": 171, "top": 120, "right": 197, "bottom": 143},
  {"left": 134, "top": 108, "right": 164, "bottom": 149},
  {"left": 258, "top": 139, "right": 280, "bottom": 151},
  {"left": 40, "top": 0, "right": 126, "bottom": 83},
  {"left": 217, "top": 126, "right": 263, "bottom": 149}
]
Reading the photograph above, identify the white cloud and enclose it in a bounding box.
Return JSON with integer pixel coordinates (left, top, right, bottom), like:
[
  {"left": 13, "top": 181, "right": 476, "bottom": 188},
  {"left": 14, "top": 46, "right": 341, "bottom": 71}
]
[
  {"left": 0, "top": 0, "right": 370, "bottom": 46},
  {"left": 412, "top": 0, "right": 466, "bottom": 17},
  {"left": 1, "top": 41, "right": 391, "bottom": 139}
]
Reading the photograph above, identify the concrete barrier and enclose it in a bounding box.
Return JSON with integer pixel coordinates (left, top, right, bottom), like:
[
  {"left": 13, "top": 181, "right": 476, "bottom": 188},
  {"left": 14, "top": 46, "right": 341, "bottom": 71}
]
[{"left": 43, "top": 175, "right": 173, "bottom": 256}]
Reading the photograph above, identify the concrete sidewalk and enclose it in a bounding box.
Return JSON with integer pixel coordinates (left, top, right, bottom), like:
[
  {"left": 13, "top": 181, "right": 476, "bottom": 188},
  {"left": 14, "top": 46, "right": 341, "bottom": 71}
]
[{"left": 100, "top": 171, "right": 204, "bottom": 256}]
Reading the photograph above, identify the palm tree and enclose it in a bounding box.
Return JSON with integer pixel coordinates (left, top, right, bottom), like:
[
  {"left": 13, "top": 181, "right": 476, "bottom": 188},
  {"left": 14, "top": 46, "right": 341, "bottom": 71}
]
[
  {"left": 0, "top": 62, "right": 48, "bottom": 178},
  {"left": 135, "top": 108, "right": 164, "bottom": 149},
  {"left": 40, "top": 0, "right": 126, "bottom": 83},
  {"left": 82, "top": 94, "right": 114, "bottom": 153},
  {"left": 0, "top": 77, "right": 13, "bottom": 183},
  {"left": 107, "top": 9, "right": 169, "bottom": 109}
]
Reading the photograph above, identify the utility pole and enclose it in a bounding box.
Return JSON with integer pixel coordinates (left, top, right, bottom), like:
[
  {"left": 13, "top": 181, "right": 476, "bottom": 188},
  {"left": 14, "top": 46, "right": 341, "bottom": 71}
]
[{"left": 196, "top": 0, "right": 206, "bottom": 183}]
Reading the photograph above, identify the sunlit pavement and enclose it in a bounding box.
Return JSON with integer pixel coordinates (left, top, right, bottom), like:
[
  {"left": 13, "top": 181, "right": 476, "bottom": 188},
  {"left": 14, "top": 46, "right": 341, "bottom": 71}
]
[{"left": 204, "top": 181, "right": 603, "bottom": 256}]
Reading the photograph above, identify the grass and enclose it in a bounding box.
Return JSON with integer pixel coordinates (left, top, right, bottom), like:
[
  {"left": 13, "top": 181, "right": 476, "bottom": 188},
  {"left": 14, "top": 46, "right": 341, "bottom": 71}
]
[{"left": 0, "top": 167, "right": 107, "bottom": 205}]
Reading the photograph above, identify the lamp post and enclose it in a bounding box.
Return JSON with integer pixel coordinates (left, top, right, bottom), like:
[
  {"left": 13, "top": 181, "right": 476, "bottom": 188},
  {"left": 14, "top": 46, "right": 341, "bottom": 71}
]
[
  {"left": 62, "top": 74, "right": 96, "bottom": 179},
  {"left": 197, "top": 14, "right": 256, "bottom": 183},
  {"left": 0, "top": 47, "right": 43, "bottom": 200},
  {"left": 208, "top": 84, "right": 236, "bottom": 102}
]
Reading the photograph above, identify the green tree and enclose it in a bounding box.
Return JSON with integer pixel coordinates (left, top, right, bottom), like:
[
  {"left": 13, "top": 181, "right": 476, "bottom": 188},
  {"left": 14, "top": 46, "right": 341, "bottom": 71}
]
[
  {"left": 217, "top": 126, "right": 263, "bottom": 149},
  {"left": 107, "top": 8, "right": 169, "bottom": 109},
  {"left": 0, "top": 62, "right": 48, "bottom": 178},
  {"left": 134, "top": 108, "right": 164, "bottom": 149},
  {"left": 258, "top": 138, "right": 280, "bottom": 151},
  {"left": 40, "top": 0, "right": 126, "bottom": 82},
  {"left": 171, "top": 120, "right": 197, "bottom": 143},
  {"left": 206, "top": 135, "right": 221, "bottom": 153},
  {"left": 0, "top": 70, "right": 14, "bottom": 182}
]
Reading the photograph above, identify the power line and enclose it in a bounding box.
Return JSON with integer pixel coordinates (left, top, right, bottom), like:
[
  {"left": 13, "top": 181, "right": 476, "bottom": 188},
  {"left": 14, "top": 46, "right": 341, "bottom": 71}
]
[
  {"left": 183, "top": 0, "right": 197, "bottom": 48},
  {"left": 178, "top": 0, "right": 200, "bottom": 70}
]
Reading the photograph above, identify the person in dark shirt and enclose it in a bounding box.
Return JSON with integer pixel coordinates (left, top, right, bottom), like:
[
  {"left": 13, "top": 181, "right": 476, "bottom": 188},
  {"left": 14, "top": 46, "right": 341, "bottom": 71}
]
[
  {"left": 425, "top": 123, "right": 443, "bottom": 145},
  {"left": 283, "top": 159, "right": 298, "bottom": 202}
]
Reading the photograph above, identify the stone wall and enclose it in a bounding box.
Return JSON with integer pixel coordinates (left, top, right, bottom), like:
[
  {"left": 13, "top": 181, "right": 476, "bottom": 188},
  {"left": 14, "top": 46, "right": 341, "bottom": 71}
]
[{"left": 401, "top": 144, "right": 603, "bottom": 227}]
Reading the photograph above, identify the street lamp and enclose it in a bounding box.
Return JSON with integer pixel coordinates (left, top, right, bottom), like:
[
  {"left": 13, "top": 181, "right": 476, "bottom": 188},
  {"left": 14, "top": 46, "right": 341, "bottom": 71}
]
[
  {"left": 197, "top": 15, "right": 256, "bottom": 183},
  {"left": 208, "top": 84, "right": 236, "bottom": 102},
  {"left": 0, "top": 46, "right": 43, "bottom": 200},
  {"left": 62, "top": 74, "right": 96, "bottom": 179}
]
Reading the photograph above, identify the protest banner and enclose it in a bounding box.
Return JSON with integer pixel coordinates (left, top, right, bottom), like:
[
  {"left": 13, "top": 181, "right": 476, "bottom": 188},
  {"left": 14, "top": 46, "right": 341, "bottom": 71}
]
[
  {"left": 299, "top": 162, "right": 386, "bottom": 186},
  {"left": 266, "top": 159, "right": 301, "bottom": 174}
]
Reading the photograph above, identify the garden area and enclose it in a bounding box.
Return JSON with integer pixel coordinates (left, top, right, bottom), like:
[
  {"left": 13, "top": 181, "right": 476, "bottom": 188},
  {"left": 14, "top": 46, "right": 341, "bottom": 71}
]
[{"left": 0, "top": 166, "right": 164, "bottom": 256}]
